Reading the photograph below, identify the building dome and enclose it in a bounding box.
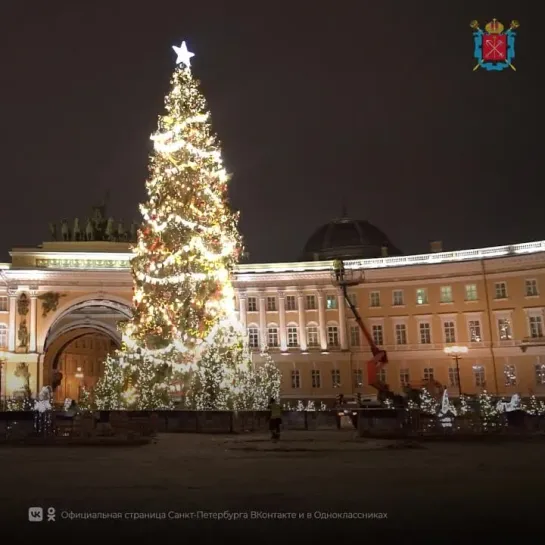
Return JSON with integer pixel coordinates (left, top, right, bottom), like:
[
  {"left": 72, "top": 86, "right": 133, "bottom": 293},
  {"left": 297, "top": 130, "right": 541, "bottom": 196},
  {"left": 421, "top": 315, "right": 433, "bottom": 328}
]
[{"left": 301, "top": 215, "right": 402, "bottom": 261}]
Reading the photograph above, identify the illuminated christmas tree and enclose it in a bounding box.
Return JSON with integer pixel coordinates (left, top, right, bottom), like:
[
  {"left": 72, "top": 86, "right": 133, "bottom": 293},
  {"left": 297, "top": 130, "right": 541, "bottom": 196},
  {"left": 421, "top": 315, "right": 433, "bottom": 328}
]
[
  {"left": 93, "top": 42, "right": 280, "bottom": 409},
  {"left": 94, "top": 353, "right": 127, "bottom": 410},
  {"left": 477, "top": 390, "right": 499, "bottom": 430},
  {"left": 126, "top": 41, "right": 241, "bottom": 354},
  {"left": 419, "top": 388, "right": 439, "bottom": 415}
]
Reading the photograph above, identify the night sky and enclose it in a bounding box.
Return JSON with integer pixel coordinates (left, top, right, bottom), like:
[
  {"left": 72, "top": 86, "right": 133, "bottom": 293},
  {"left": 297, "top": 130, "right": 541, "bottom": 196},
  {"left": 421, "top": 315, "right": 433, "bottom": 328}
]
[{"left": 1, "top": 1, "right": 542, "bottom": 263}]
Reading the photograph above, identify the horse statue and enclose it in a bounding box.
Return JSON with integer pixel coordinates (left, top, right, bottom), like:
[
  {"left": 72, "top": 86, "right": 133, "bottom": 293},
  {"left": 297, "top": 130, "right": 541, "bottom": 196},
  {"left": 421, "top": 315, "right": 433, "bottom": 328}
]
[
  {"left": 73, "top": 218, "right": 81, "bottom": 241},
  {"left": 60, "top": 219, "right": 70, "bottom": 241},
  {"left": 34, "top": 386, "right": 53, "bottom": 413},
  {"left": 85, "top": 218, "right": 94, "bottom": 241},
  {"left": 105, "top": 217, "right": 116, "bottom": 241},
  {"left": 496, "top": 394, "right": 521, "bottom": 413}
]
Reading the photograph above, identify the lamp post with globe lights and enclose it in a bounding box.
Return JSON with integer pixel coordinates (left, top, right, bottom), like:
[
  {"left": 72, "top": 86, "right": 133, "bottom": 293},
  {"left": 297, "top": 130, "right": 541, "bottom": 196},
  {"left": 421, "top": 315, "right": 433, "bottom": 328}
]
[{"left": 444, "top": 345, "right": 468, "bottom": 398}]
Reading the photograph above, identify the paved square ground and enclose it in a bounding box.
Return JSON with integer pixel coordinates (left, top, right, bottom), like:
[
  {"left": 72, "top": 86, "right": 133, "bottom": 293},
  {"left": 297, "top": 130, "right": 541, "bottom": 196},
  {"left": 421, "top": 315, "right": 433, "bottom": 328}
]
[{"left": 2, "top": 431, "right": 544, "bottom": 539}]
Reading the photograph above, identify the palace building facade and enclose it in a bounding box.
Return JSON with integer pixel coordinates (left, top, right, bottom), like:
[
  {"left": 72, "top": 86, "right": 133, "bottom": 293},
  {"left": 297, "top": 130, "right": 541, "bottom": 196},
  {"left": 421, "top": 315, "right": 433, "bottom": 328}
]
[{"left": 1, "top": 214, "right": 545, "bottom": 403}]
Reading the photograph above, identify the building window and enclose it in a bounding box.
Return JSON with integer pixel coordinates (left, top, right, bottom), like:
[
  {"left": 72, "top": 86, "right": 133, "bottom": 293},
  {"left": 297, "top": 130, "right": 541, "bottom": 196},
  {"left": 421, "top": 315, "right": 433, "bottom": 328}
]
[
  {"left": 248, "top": 327, "right": 259, "bottom": 348},
  {"left": 372, "top": 324, "right": 383, "bottom": 345},
  {"left": 267, "top": 297, "right": 277, "bottom": 311},
  {"left": 465, "top": 284, "right": 478, "bottom": 301},
  {"left": 395, "top": 323, "right": 407, "bottom": 345},
  {"left": 306, "top": 295, "right": 316, "bottom": 310},
  {"left": 448, "top": 367, "right": 459, "bottom": 388},
  {"left": 350, "top": 326, "right": 360, "bottom": 347},
  {"left": 307, "top": 326, "right": 319, "bottom": 347},
  {"left": 353, "top": 369, "right": 363, "bottom": 388},
  {"left": 326, "top": 295, "right": 337, "bottom": 310},
  {"left": 440, "top": 286, "right": 453, "bottom": 303},
  {"left": 377, "top": 367, "right": 386, "bottom": 384},
  {"left": 348, "top": 293, "right": 358, "bottom": 307},
  {"left": 423, "top": 368, "right": 434, "bottom": 381},
  {"left": 399, "top": 369, "right": 410, "bottom": 387},
  {"left": 468, "top": 320, "right": 482, "bottom": 342},
  {"left": 267, "top": 327, "right": 279, "bottom": 347},
  {"left": 419, "top": 323, "right": 431, "bottom": 344},
  {"left": 247, "top": 297, "right": 257, "bottom": 312},
  {"left": 286, "top": 295, "right": 297, "bottom": 311},
  {"left": 498, "top": 318, "right": 512, "bottom": 340},
  {"left": 495, "top": 282, "right": 507, "bottom": 299},
  {"left": 525, "top": 279, "right": 539, "bottom": 297},
  {"left": 0, "top": 296, "right": 7, "bottom": 312},
  {"left": 416, "top": 288, "right": 428, "bottom": 305},
  {"left": 443, "top": 321, "right": 456, "bottom": 343},
  {"left": 369, "top": 291, "right": 380, "bottom": 307},
  {"left": 0, "top": 324, "right": 7, "bottom": 348},
  {"left": 535, "top": 364, "right": 545, "bottom": 385},
  {"left": 287, "top": 326, "right": 298, "bottom": 347},
  {"left": 291, "top": 370, "right": 300, "bottom": 389},
  {"left": 504, "top": 364, "right": 517, "bottom": 386},
  {"left": 393, "top": 290, "right": 404, "bottom": 306},
  {"left": 311, "top": 369, "right": 321, "bottom": 388},
  {"left": 331, "top": 369, "right": 341, "bottom": 388},
  {"left": 473, "top": 365, "right": 485, "bottom": 388},
  {"left": 327, "top": 326, "right": 339, "bottom": 347},
  {"left": 529, "top": 316, "right": 544, "bottom": 338}
]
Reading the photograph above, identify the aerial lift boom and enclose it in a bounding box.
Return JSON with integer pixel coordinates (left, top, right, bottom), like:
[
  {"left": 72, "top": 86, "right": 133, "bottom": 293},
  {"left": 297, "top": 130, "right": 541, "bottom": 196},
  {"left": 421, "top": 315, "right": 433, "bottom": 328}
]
[{"left": 331, "top": 259, "right": 388, "bottom": 388}]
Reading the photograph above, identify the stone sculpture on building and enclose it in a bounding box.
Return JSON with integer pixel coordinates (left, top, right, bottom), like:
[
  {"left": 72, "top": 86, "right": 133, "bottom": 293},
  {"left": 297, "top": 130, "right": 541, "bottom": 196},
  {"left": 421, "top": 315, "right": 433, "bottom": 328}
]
[{"left": 48, "top": 202, "right": 139, "bottom": 243}]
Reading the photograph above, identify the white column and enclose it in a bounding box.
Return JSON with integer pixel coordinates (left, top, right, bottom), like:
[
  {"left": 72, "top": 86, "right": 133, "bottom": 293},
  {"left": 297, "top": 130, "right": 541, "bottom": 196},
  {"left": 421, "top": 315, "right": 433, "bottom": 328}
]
[
  {"left": 317, "top": 290, "right": 327, "bottom": 350},
  {"left": 29, "top": 290, "right": 38, "bottom": 352},
  {"left": 8, "top": 290, "right": 17, "bottom": 352},
  {"left": 238, "top": 290, "right": 247, "bottom": 329},
  {"left": 278, "top": 291, "right": 287, "bottom": 351},
  {"left": 338, "top": 289, "right": 348, "bottom": 350},
  {"left": 258, "top": 291, "right": 267, "bottom": 350},
  {"left": 297, "top": 292, "right": 307, "bottom": 351}
]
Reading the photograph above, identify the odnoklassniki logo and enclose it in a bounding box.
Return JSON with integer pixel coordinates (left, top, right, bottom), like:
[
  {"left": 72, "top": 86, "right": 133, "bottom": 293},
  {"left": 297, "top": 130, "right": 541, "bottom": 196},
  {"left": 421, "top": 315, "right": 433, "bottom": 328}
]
[{"left": 470, "top": 19, "right": 519, "bottom": 71}]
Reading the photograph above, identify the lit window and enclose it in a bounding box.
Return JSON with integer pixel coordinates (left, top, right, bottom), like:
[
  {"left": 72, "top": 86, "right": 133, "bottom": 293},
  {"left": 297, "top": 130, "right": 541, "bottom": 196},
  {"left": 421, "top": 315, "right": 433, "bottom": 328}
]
[{"left": 416, "top": 288, "right": 428, "bottom": 305}]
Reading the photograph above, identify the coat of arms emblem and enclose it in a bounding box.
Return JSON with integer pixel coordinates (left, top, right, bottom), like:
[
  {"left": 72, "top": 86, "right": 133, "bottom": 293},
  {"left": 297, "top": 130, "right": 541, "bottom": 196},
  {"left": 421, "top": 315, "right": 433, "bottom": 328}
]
[{"left": 470, "top": 19, "right": 520, "bottom": 71}]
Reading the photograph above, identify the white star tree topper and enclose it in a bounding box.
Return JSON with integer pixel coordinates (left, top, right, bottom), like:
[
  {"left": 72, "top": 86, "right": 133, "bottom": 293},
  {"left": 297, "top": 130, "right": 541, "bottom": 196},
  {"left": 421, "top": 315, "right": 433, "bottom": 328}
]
[{"left": 172, "top": 41, "right": 195, "bottom": 67}]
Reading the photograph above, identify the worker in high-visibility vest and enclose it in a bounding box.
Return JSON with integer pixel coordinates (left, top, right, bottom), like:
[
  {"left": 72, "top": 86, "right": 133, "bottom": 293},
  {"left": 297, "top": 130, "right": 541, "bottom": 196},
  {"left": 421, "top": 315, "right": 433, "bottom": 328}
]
[
  {"left": 333, "top": 259, "right": 344, "bottom": 282},
  {"left": 268, "top": 397, "right": 282, "bottom": 441}
]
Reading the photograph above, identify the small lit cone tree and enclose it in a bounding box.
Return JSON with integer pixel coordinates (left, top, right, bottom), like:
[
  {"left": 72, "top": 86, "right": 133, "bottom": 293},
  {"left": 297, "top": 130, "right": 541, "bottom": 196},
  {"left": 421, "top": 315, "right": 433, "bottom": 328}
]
[
  {"left": 477, "top": 390, "right": 499, "bottom": 430},
  {"left": 93, "top": 353, "right": 128, "bottom": 410},
  {"left": 523, "top": 394, "right": 545, "bottom": 416},
  {"left": 419, "top": 388, "right": 439, "bottom": 415}
]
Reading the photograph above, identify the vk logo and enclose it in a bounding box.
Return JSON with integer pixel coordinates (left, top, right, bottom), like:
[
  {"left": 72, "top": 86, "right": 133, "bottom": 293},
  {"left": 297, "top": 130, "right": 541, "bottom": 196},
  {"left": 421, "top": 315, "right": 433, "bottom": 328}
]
[{"left": 28, "top": 507, "right": 43, "bottom": 522}]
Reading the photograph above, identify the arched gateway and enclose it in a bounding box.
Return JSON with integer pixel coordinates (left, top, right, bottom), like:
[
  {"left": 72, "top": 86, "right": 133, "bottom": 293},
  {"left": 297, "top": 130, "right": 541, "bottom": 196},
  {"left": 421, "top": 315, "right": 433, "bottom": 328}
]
[{"left": 41, "top": 296, "right": 132, "bottom": 400}]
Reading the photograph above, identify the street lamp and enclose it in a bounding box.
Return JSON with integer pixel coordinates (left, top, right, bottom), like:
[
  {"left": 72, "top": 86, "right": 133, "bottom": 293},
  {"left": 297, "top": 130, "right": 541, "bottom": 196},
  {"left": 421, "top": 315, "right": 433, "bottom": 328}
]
[
  {"left": 75, "top": 367, "right": 84, "bottom": 400},
  {"left": 444, "top": 345, "right": 468, "bottom": 398}
]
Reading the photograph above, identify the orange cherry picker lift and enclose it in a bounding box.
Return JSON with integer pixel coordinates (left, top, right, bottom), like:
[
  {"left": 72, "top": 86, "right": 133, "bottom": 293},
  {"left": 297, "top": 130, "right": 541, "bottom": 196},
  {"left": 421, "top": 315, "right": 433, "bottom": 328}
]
[{"left": 331, "top": 259, "right": 397, "bottom": 407}]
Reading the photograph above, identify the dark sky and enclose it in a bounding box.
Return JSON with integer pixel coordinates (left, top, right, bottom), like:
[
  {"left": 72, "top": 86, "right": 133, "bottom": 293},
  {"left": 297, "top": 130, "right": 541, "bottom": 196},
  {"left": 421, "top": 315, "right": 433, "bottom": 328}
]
[{"left": 1, "top": 1, "right": 542, "bottom": 263}]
